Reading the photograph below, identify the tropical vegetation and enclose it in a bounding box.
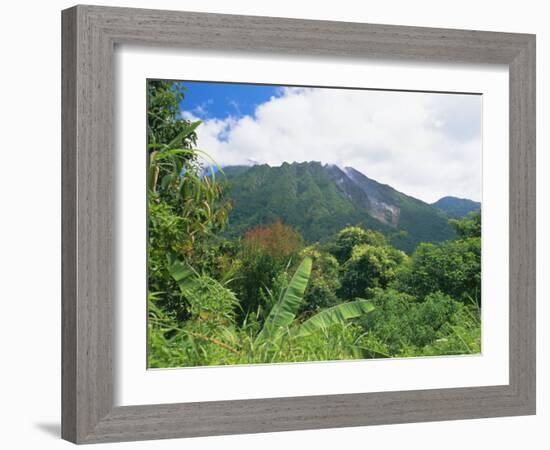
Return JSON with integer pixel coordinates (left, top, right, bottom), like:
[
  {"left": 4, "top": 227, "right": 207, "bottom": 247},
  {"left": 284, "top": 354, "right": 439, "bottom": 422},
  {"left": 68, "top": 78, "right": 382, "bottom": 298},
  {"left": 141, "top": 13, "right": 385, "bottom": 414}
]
[{"left": 147, "top": 80, "right": 482, "bottom": 368}]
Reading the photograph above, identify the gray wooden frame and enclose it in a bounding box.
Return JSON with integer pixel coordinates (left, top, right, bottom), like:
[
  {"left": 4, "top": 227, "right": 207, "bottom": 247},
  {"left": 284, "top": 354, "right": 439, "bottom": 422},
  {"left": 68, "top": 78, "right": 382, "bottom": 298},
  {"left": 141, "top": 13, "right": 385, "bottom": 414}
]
[{"left": 61, "top": 4, "right": 536, "bottom": 444}]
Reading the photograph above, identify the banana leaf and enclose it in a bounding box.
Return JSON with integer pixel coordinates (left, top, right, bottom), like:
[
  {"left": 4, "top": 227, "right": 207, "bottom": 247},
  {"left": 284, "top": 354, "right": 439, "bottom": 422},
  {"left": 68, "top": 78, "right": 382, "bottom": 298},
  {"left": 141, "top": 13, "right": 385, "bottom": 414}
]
[
  {"left": 292, "top": 299, "right": 375, "bottom": 338},
  {"left": 255, "top": 257, "right": 312, "bottom": 344}
]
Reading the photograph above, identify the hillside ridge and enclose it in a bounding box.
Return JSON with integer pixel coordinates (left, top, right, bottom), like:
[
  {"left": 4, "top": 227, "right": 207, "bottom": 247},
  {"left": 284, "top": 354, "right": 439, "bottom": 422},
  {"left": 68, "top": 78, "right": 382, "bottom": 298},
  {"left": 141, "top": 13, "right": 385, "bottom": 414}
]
[{"left": 220, "top": 161, "right": 477, "bottom": 252}]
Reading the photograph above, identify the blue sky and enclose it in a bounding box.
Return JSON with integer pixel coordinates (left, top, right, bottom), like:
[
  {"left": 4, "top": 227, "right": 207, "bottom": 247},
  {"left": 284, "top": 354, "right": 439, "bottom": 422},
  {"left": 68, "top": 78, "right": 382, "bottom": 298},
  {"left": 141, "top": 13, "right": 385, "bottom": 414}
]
[
  {"left": 179, "top": 81, "right": 279, "bottom": 120},
  {"left": 175, "top": 81, "right": 482, "bottom": 203}
]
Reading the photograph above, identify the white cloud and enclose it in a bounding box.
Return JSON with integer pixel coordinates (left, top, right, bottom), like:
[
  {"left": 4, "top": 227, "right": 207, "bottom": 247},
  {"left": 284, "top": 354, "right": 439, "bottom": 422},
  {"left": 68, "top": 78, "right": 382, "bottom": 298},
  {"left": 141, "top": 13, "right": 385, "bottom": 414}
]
[{"left": 186, "top": 87, "right": 481, "bottom": 203}]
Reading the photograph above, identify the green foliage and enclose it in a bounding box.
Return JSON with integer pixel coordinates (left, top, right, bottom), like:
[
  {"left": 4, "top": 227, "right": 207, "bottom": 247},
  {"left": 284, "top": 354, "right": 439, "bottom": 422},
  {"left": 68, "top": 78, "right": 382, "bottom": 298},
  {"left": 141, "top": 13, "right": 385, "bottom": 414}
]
[
  {"left": 293, "top": 300, "right": 374, "bottom": 338},
  {"left": 339, "top": 243, "right": 407, "bottom": 300},
  {"left": 147, "top": 81, "right": 481, "bottom": 369},
  {"left": 257, "top": 270, "right": 289, "bottom": 323},
  {"left": 419, "top": 305, "right": 481, "bottom": 356},
  {"left": 146, "top": 80, "right": 231, "bottom": 319},
  {"left": 388, "top": 193, "right": 456, "bottom": 253},
  {"left": 222, "top": 162, "right": 393, "bottom": 244},
  {"left": 359, "top": 289, "right": 417, "bottom": 355},
  {"left": 169, "top": 259, "right": 239, "bottom": 324},
  {"left": 413, "top": 292, "right": 463, "bottom": 347},
  {"left": 222, "top": 161, "right": 459, "bottom": 254},
  {"left": 450, "top": 209, "right": 481, "bottom": 238},
  {"left": 299, "top": 245, "right": 341, "bottom": 312},
  {"left": 360, "top": 289, "right": 478, "bottom": 357},
  {"left": 147, "top": 81, "right": 197, "bottom": 150},
  {"left": 231, "top": 221, "right": 303, "bottom": 318},
  {"left": 327, "top": 226, "right": 388, "bottom": 263},
  {"left": 225, "top": 162, "right": 455, "bottom": 253},
  {"left": 149, "top": 257, "right": 375, "bottom": 367},
  {"left": 396, "top": 236, "right": 481, "bottom": 303},
  {"left": 256, "top": 257, "right": 313, "bottom": 344},
  {"left": 432, "top": 196, "right": 481, "bottom": 218}
]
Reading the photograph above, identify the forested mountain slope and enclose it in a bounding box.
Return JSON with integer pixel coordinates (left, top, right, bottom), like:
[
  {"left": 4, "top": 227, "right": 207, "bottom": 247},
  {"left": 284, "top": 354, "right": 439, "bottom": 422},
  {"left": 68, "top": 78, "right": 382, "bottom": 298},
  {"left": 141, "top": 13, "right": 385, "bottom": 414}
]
[
  {"left": 221, "top": 162, "right": 464, "bottom": 253},
  {"left": 431, "top": 196, "right": 481, "bottom": 218}
]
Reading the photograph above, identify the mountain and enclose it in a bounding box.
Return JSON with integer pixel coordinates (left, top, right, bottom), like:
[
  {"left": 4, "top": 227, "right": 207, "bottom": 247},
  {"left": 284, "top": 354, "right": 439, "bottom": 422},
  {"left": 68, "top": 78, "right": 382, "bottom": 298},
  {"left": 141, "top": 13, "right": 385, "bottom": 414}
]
[
  {"left": 431, "top": 196, "right": 481, "bottom": 218},
  {"left": 221, "top": 162, "right": 458, "bottom": 253},
  {"left": 331, "top": 166, "right": 457, "bottom": 251},
  {"left": 221, "top": 162, "right": 391, "bottom": 243}
]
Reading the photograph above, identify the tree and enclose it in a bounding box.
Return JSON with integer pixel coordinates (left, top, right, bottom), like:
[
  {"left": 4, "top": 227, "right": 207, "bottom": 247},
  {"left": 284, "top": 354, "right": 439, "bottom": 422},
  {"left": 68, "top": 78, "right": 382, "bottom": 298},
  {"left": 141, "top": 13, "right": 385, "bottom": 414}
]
[
  {"left": 299, "top": 244, "right": 341, "bottom": 313},
  {"left": 395, "top": 212, "right": 481, "bottom": 303},
  {"left": 395, "top": 238, "right": 481, "bottom": 303},
  {"left": 147, "top": 81, "right": 197, "bottom": 151},
  {"left": 450, "top": 209, "right": 481, "bottom": 238},
  {"left": 242, "top": 219, "right": 302, "bottom": 259},
  {"left": 147, "top": 80, "right": 231, "bottom": 319},
  {"left": 233, "top": 220, "right": 303, "bottom": 318},
  {"left": 339, "top": 243, "right": 407, "bottom": 299},
  {"left": 328, "top": 226, "right": 388, "bottom": 263}
]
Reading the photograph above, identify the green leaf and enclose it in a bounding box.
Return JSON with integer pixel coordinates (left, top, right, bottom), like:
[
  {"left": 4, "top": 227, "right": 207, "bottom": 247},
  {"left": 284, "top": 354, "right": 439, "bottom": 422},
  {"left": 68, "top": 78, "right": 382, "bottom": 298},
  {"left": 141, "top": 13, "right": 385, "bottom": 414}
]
[
  {"left": 160, "top": 174, "right": 172, "bottom": 190},
  {"left": 151, "top": 148, "right": 195, "bottom": 162},
  {"left": 256, "top": 257, "right": 312, "bottom": 344},
  {"left": 292, "top": 299, "right": 375, "bottom": 338},
  {"left": 167, "top": 120, "right": 202, "bottom": 149},
  {"left": 168, "top": 258, "right": 197, "bottom": 290}
]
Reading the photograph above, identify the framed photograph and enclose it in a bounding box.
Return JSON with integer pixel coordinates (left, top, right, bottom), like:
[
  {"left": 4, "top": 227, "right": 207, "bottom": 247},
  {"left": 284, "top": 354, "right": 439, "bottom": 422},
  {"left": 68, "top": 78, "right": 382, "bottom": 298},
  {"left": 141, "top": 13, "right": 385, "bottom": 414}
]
[{"left": 61, "top": 5, "right": 536, "bottom": 444}]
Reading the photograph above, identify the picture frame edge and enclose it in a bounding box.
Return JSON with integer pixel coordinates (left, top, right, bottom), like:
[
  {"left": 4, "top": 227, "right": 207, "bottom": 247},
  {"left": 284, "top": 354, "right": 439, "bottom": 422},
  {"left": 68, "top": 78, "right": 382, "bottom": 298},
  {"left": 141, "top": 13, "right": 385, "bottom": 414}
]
[{"left": 61, "top": 4, "right": 536, "bottom": 444}]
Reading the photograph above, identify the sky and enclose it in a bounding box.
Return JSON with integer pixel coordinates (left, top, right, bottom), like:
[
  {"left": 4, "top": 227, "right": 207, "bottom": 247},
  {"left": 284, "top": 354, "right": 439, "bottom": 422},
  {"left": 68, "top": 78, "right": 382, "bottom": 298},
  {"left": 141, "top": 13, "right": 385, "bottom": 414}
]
[{"left": 178, "top": 81, "right": 482, "bottom": 203}]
